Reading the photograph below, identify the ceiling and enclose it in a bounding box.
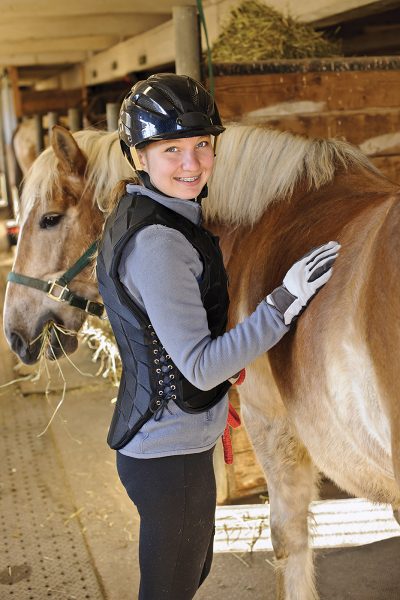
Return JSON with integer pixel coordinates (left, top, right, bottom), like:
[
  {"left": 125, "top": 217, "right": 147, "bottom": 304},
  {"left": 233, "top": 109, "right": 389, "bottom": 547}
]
[
  {"left": 1, "top": 0, "right": 193, "bottom": 86},
  {"left": 2, "top": 0, "right": 400, "bottom": 90}
]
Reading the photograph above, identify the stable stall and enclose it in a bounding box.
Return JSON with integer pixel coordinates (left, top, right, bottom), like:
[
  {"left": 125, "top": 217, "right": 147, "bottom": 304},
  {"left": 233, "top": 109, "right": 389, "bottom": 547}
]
[{"left": 213, "top": 56, "right": 400, "bottom": 182}]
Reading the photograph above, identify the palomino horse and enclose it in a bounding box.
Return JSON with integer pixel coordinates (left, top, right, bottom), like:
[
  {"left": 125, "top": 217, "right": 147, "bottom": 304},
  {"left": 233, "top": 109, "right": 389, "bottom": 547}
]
[{"left": 4, "top": 124, "right": 400, "bottom": 599}]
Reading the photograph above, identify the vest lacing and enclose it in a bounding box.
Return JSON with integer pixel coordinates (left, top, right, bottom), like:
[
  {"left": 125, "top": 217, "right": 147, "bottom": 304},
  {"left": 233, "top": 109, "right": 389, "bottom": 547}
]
[{"left": 147, "top": 323, "right": 179, "bottom": 420}]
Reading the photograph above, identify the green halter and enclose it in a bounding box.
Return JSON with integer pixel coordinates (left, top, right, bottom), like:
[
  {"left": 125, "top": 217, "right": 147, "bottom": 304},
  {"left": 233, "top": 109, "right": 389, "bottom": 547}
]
[{"left": 7, "top": 241, "right": 104, "bottom": 318}]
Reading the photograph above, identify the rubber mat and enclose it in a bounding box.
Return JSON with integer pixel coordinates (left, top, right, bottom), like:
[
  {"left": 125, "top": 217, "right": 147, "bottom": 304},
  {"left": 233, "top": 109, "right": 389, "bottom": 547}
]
[{"left": 0, "top": 390, "right": 105, "bottom": 599}]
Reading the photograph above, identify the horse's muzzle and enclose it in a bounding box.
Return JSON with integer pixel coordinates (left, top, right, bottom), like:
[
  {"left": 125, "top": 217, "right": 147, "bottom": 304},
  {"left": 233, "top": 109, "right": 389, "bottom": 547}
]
[{"left": 7, "top": 312, "right": 78, "bottom": 364}]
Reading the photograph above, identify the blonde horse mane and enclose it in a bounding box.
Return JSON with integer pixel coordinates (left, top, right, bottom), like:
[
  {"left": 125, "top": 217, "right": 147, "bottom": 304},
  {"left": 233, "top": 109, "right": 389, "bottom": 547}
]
[
  {"left": 20, "top": 123, "right": 379, "bottom": 227},
  {"left": 20, "top": 129, "right": 133, "bottom": 220},
  {"left": 205, "top": 124, "right": 379, "bottom": 226}
]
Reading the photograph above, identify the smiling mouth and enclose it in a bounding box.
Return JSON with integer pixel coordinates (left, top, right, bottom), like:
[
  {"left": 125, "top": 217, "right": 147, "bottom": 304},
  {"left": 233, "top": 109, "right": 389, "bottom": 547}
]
[{"left": 175, "top": 176, "right": 201, "bottom": 182}]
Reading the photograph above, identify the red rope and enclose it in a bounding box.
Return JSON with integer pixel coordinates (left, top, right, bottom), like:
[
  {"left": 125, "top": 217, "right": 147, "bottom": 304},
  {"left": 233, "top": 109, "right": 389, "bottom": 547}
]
[
  {"left": 222, "top": 401, "right": 242, "bottom": 464},
  {"left": 221, "top": 368, "right": 245, "bottom": 464}
]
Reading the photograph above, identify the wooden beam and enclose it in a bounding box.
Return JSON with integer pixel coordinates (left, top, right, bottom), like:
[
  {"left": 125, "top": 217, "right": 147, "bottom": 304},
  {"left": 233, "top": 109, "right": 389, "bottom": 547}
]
[
  {"left": 0, "top": 36, "right": 118, "bottom": 56},
  {"left": 305, "top": 0, "right": 400, "bottom": 26},
  {"left": 0, "top": 14, "right": 167, "bottom": 40},
  {"left": 205, "top": 0, "right": 400, "bottom": 27},
  {"left": 0, "top": 1, "right": 195, "bottom": 16},
  {"left": 20, "top": 88, "right": 83, "bottom": 116},
  {"left": 0, "top": 51, "right": 87, "bottom": 67},
  {"left": 82, "top": 20, "right": 175, "bottom": 86}
]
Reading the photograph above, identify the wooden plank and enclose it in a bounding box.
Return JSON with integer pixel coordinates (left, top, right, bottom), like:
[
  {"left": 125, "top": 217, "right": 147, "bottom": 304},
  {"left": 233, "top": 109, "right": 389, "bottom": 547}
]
[
  {"left": 214, "top": 70, "right": 400, "bottom": 119},
  {"left": 242, "top": 108, "right": 400, "bottom": 148},
  {"left": 20, "top": 89, "right": 83, "bottom": 116}
]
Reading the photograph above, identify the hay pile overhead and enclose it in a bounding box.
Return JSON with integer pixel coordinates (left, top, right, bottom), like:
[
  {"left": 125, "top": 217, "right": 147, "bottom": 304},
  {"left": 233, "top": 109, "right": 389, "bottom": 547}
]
[{"left": 211, "top": 0, "right": 341, "bottom": 62}]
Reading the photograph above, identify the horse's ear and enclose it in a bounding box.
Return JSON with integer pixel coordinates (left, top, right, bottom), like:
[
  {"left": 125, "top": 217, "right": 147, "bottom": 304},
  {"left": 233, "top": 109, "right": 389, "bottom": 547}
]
[{"left": 51, "top": 125, "right": 86, "bottom": 176}]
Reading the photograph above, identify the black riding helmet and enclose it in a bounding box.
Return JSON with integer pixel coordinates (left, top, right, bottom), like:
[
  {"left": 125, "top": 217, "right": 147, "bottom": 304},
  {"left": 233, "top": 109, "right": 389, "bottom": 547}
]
[{"left": 119, "top": 73, "right": 225, "bottom": 170}]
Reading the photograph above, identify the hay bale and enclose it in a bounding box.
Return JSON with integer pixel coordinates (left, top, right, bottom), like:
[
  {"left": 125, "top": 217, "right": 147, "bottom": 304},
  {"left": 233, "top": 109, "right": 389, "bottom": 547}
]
[{"left": 211, "top": 0, "right": 341, "bottom": 62}]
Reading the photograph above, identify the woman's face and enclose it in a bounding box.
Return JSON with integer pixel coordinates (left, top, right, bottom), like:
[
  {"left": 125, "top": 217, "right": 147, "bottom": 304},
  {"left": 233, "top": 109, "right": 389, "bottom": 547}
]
[{"left": 137, "top": 135, "right": 214, "bottom": 200}]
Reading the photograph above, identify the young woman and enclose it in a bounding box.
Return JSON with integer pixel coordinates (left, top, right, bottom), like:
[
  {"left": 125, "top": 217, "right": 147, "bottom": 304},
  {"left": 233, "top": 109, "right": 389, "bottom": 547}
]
[{"left": 96, "top": 73, "right": 339, "bottom": 600}]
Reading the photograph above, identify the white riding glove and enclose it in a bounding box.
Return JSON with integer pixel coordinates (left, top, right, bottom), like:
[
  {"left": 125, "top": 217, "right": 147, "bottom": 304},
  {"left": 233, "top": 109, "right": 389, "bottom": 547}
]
[{"left": 266, "top": 241, "right": 340, "bottom": 326}]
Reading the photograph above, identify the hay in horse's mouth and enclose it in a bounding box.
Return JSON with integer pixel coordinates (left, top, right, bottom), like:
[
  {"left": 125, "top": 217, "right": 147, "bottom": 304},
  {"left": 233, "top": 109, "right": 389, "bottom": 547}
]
[{"left": 38, "top": 321, "right": 78, "bottom": 362}]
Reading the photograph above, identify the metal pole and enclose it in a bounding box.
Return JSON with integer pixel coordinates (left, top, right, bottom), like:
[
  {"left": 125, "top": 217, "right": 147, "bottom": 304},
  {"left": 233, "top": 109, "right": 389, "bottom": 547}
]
[
  {"left": 106, "top": 103, "right": 119, "bottom": 132},
  {"left": 33, "top": 114, "right": 44, "bottom": 154},
  {"left": 173, "top": 6, "right": 201, "bottom": 80},
  {"left": 68, "top": 108, "right": 82, "bottom": 132},
  {"left": 47, "top": 111, "right": 58, "bottom": 137}
]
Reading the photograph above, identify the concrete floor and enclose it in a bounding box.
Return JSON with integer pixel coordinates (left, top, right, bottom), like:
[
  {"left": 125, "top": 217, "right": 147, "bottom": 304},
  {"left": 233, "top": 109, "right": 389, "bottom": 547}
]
[{"left": 1, "top": 248, "right": 400, "bottom": 600}]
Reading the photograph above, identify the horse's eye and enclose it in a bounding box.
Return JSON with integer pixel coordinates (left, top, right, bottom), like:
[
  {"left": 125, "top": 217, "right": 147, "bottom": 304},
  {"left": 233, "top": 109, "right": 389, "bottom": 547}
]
[{"left": 39, "top": 214, "right": 63, "bottom": 229}]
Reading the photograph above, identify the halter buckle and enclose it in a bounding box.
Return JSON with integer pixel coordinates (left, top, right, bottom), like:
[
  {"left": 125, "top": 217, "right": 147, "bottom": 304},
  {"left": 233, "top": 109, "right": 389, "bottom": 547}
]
[
  {"left": 85, "top": 299, "right": 104, "bottom": 317},
  {"left": 47, "top": 281, "right": 69, "bottom": 302}
]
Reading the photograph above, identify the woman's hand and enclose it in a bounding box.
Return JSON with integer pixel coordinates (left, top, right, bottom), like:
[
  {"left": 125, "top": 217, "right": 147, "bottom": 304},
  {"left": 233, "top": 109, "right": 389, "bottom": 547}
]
[{"left": 266, "top": 241, "right": 340, "bottom": 326}]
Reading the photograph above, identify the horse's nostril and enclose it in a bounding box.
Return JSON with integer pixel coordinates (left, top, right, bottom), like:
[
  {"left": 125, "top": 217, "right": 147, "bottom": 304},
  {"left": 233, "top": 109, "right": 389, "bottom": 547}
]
[
  {"left": 8, "top": 330, "right": 41, "bottom": 365},
  {"left": 9, "top": 331, "right": 27, "bottom": 355}
]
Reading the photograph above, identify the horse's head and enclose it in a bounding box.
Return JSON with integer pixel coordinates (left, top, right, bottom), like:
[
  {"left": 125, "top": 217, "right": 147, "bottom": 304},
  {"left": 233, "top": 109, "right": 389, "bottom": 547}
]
[{"left": 3, "top": 126, "right": 105, "bottom": 364}]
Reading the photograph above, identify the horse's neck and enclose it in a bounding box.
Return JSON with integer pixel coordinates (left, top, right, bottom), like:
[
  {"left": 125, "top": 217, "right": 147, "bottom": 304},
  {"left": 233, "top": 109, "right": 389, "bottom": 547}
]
[
  {"left": 204, "top": 219, "right": 241, "bottom": 268},
  {"left": 206, "top": 166, "right": 399, "bottom": 314}
]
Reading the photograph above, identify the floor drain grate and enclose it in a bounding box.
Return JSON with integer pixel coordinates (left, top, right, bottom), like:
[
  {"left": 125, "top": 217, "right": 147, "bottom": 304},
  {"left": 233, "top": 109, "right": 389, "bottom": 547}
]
[{"left": 0, "top": 391, "right": 104, "bottom": 599}]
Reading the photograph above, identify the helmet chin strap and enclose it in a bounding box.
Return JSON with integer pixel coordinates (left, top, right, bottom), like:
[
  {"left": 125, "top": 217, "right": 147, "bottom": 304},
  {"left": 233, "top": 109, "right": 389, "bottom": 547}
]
[{"left": 129, "top": 146, "right": 143, "bottom": 171}]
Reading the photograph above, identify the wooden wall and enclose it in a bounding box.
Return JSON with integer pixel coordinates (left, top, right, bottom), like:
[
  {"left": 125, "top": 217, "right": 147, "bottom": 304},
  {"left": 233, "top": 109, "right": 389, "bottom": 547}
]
[{"left": 213, "top": 56, "right": 400, "bottom": 184}]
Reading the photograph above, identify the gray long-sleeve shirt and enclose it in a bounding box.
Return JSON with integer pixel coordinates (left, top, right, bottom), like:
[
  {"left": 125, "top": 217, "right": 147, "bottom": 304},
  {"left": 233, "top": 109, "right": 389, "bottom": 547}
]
[{"left": 117, "top": 184, "right": 289, "bottom": 458}]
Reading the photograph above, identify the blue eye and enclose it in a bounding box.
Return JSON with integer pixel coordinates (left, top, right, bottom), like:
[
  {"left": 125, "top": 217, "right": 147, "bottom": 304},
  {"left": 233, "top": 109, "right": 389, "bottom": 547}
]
[
  {"left": 165, "top": 146, "right": 178, "bottom": 152},
  {"left": 197, "top": 140, "right": 208, "bottom": 148}
]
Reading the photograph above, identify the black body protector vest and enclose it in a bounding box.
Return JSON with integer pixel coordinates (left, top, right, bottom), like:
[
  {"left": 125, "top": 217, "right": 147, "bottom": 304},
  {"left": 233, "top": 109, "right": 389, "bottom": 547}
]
[{"left": 96, "top": 193, "right": 231, "bottom": 450}]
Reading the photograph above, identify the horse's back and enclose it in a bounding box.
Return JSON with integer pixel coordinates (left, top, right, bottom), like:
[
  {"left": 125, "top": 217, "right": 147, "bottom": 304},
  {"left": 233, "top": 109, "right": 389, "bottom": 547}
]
[
  {"left": 224, "top": 166, "right": 400, "bottom": 505},
  {"left": 271, "top": 183, "right": 400, "bottom": 504}
]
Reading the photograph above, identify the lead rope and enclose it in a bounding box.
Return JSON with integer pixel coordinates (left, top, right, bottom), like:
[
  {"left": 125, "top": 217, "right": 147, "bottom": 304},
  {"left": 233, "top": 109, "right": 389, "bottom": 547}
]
[{"left": 222, "top": 369, "right": 245, "bottom": 464}]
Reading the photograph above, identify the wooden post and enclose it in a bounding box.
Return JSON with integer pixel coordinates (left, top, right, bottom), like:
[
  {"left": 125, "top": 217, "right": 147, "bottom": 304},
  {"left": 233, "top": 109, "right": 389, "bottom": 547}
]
[
  {"left": 68, "top": 107, "right": 82, "bottom": 132},
  {"left": 106, "top": 102, "right": 119, "bottom": 132},
  {"left": 47, "top": 111, "right": 58, "bottom": 137},
  {"left": 0, "top": 74, "right": 19, "bottom": 215},
  {"left": 33, "top": 114, "right": 44, "bottom": 154},
  {"left": 172, "top": 6, "right": 201, "bottom": 80},
  {"left": 0, "top": 90, "right": 10, "bottom": 212},
  {"left": 7, "top": 67, "right": 22, "bottom": 120}
]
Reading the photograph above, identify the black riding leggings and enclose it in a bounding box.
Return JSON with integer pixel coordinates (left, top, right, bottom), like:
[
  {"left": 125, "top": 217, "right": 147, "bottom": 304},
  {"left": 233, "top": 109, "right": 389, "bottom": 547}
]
[{"left": 116, "top": 447, "right": 216, "bottom": 600}]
